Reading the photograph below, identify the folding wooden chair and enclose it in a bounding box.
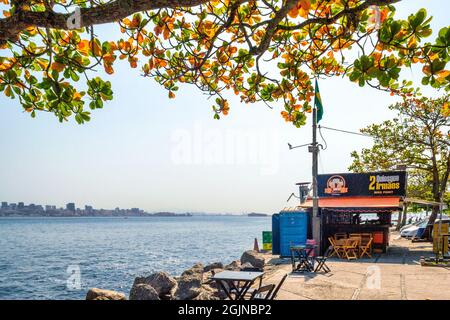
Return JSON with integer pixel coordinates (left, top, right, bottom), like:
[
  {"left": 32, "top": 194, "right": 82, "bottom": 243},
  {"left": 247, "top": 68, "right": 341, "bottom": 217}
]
[
  {"left": 349, "top": 233, "right": 362, "bottom": 238},
  {"left": 349, "top": 235, "right": 362, "bottom": 257},
  {"left": 328, "top": 237, "right": 343, "bottom": 259},
  {"left": 359, "top": 237, "right": 373, "bottom": 258},
  {"left": 314, "top": 246, "right": 332, "bottom": 273},
  {"left": 334, "top": 233, "right": 347, "bottom": 240},
  {"left": 342, "top": 239, "right": 358, "bottom": 260}
]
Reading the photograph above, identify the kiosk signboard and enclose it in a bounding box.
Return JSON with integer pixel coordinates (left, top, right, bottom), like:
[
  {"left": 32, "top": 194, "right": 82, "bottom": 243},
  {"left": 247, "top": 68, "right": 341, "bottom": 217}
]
[{"left": 318, "top": 171, "right": 406, "bottom": 198}]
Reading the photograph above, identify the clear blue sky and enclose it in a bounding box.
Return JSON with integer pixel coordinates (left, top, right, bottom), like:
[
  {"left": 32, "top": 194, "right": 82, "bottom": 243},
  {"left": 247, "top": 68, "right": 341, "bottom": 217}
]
[{"left": 0, "top": 0, "right": 448, "bottom": 213}]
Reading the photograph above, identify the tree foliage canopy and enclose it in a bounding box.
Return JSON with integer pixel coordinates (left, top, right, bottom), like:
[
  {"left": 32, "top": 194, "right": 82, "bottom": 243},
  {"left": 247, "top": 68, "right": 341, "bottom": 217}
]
[
  {"left": 349, "top": 95, "right": 450, "bottom": 207},
  {"left": 0, "top": 0, "right": 449, "bottom": 125}
]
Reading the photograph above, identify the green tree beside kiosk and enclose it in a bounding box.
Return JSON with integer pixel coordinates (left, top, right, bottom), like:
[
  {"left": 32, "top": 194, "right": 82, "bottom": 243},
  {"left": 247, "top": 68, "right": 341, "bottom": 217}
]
[{"left": 349, "top": 95, "right": 450, "bottom": 237}]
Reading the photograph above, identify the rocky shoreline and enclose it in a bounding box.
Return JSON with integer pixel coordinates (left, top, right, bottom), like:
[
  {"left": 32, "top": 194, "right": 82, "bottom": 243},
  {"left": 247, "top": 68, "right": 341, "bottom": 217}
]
[{"left": 86, "top": 250, "right": 267, "bottom": 300}]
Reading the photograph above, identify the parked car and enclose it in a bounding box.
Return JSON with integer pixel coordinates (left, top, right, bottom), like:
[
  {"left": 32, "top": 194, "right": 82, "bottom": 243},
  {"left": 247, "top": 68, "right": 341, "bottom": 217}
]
[
  {"left": 400, "top": 219, "right": 425, "bottom": 233},
  {"left": 400, "top": 220, "right": 428, "bottom": 238},
  {"left": 401, "top": 216, "right": 450, "bottom": 239}
]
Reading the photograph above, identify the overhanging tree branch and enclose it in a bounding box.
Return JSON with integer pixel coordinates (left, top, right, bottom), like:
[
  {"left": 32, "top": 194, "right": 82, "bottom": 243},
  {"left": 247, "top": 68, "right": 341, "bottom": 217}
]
[
  {"left": 0, "top": 0, "right": 401, "bottom": 45},
  {"left": 0, "top": 0, "right": 211, "bottom": 42}
]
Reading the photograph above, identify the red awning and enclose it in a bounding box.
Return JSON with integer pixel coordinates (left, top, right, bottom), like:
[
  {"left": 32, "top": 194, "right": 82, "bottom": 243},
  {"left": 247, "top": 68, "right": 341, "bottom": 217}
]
[{"left": 300, "top": 196, "right": 402, "bottom": 211}]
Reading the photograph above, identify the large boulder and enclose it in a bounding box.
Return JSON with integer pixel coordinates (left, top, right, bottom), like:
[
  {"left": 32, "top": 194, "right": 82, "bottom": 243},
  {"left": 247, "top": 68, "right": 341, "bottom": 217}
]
[
  {"left": 174, "top": 263, "right": 204, "bottom": 300},
  {"left": 86, "top": 288, "right": 126, "bottom": 300},
  {"left": 240, "top": 250, "right": 265, "bottom": 270},
  {"left": 129, "top": 283, "right": 160, "bottom": 300},
  {"left": 224, "top": 260, "right": 241, "bottom": 271},
  {"left": 194, "top": 291, "right": 220, "bottom": 300},
  {"left": 240, "top": 262, "right": 256, "bottom": 270},
  {"left": 132, "top": 271, "right": 177, "bottom": 297},
  {"left": 174, "top": 276, "right": 203, "bottom": 300},
  {"left": 193, "top": 285, "right": 222, "bottom": 300},
  {"left": 181, "top": 263, "right": 204, "bottom": 277},
  {"left": 204, "top": 262, "right": 223, "bottom": 272}
]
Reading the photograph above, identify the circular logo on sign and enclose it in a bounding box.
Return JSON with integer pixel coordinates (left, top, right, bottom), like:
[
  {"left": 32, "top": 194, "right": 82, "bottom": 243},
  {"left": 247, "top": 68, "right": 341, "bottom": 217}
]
[{"left": 325, "top": 175, "right": 348, "bottom": 194}]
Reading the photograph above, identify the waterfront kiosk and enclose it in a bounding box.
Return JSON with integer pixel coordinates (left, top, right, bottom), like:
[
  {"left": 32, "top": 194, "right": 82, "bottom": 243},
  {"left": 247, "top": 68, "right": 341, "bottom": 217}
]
[{"left": 300, "top": 171, "right": 407, "bottom": 253}]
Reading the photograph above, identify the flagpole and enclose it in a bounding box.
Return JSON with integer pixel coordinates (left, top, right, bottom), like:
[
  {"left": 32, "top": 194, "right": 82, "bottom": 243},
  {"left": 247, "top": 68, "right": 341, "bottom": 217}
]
[{"left": 311, "top": 78, "right": 321, "bottom": 254}]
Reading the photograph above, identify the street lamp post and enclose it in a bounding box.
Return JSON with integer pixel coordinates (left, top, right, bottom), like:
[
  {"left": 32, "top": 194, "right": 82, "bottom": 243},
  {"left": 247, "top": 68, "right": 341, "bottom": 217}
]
[
  {"left": 310, "top": 106, "right": 321, "bottom": 254},
  {"left": 288, "top": 104, "right": 322, "bottom": 254}
]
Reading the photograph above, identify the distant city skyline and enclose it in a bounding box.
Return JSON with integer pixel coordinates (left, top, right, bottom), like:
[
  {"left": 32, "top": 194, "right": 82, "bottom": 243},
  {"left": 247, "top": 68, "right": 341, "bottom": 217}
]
[
  {"left": 0, "top": 200, "right": 145, "bottom": 215},
  {"left": 1, "top": 200, "right": 138, "bottom": 211},
  {"left": 0, "top": 200, "right": 262, "bottom": 215}
]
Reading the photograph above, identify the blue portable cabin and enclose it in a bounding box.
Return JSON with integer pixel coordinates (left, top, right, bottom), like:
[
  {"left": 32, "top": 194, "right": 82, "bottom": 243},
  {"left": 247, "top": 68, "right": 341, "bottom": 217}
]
[
  {"left": 271, "top": 214, "right": 280, "bottom": 255},
  {"left": 271, "top": 208, "right": 311, "bottom": 256},
  {"left": 279, "top": 207, "right": 311, "bottom": 257}
]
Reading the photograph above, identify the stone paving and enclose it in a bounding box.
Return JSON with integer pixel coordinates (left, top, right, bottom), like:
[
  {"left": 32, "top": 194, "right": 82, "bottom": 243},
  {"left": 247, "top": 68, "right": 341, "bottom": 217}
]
[{"left": 262, "top": 233, "right": 450, "bottom": 300}]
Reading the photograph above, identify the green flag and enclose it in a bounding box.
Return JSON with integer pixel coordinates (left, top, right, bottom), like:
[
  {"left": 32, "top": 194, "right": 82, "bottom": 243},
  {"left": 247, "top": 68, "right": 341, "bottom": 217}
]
[{"left": 314, "top": 79, "right": 324, "bottom": 123}]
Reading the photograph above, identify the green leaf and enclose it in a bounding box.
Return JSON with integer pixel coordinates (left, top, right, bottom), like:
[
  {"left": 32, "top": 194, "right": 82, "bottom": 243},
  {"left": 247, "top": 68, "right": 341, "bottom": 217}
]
[
  {"left": 411, "top": 8, "right": 427, "bottom": 30},
  {"left": 421, "top": 76, "right": 430, "bottom": 85}
]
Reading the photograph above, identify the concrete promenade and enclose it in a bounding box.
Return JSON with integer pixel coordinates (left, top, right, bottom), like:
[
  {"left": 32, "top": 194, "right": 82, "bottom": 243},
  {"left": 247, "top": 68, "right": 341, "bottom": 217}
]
[{"left": 262, "top": 233, "right": 450, "bottom": 300}]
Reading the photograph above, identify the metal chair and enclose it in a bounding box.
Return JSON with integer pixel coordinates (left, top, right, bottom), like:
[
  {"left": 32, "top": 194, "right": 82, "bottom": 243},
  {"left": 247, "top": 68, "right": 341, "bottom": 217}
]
[
  {"left": 250, "top": 273, "right": 288, "bottom": 300},
  {"left": 268, "top": 273, "right": 288, "bottom": 300},
  {"left": 249, "top": 284, "right": 275, "bottom": 300},
  {"left": 314, "top": 246, "right": 333, "bottom": 273}
]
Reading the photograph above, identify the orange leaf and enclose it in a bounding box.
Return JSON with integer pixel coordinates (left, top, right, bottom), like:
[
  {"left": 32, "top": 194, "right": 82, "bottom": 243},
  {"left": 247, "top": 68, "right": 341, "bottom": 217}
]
[
  {"left": 442, "top": 103, "right": 449, "bottom": 117},
  {"left": 154, "top": 25, "right": 162, "bottom": 36},
  {"left": 137, "top": 32, "right": 144, "bottom": 44},
  {"left": 122, "top": 18, "right": 131, "bottom": 26},
  {"left": 299, "top": 0, "right": 311, "bottom": 11},
  {"left": 77, "top": 40, "right": 90, "bottom": 56},
  {"left": 35, "top": 59, "right": 48, "bottom": 70},
  {"left": 155, "top": 59, "right": 168, "bottom": 68},
  {"left": 129, "top": 57, "right": 138, "bottom": 68},
  {"left": 51, "top": 62, "right": 65, "bottom": 72},
  {"left": 437, "top": 70, "right": 450, "bottom": 78},
  {"left": 299, "top": 7, "right": 309, "bottom": 19},
  {"left": 436, "top": 70, "right": 450, "bottom": 82},
  {"left": 104, "top": 65, "right": 114, "bottom": 75},
  {"left": 163, "top": 28, "right": 171, "bottom": 40},
  {"left": 73, "top": 92, "right": 82, "bottom": 101},
  {"left": 288, "top": 6, "right": 298, "bottom": 19},
  {"left": 91, "top": 40, "right": 102, "bottom": 57}
]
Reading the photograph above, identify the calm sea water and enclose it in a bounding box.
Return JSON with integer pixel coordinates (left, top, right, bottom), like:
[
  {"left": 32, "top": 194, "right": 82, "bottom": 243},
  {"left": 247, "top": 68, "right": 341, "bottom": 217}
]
[{"left": 0, "top": 216, "right": 271, "bottom": 300}]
